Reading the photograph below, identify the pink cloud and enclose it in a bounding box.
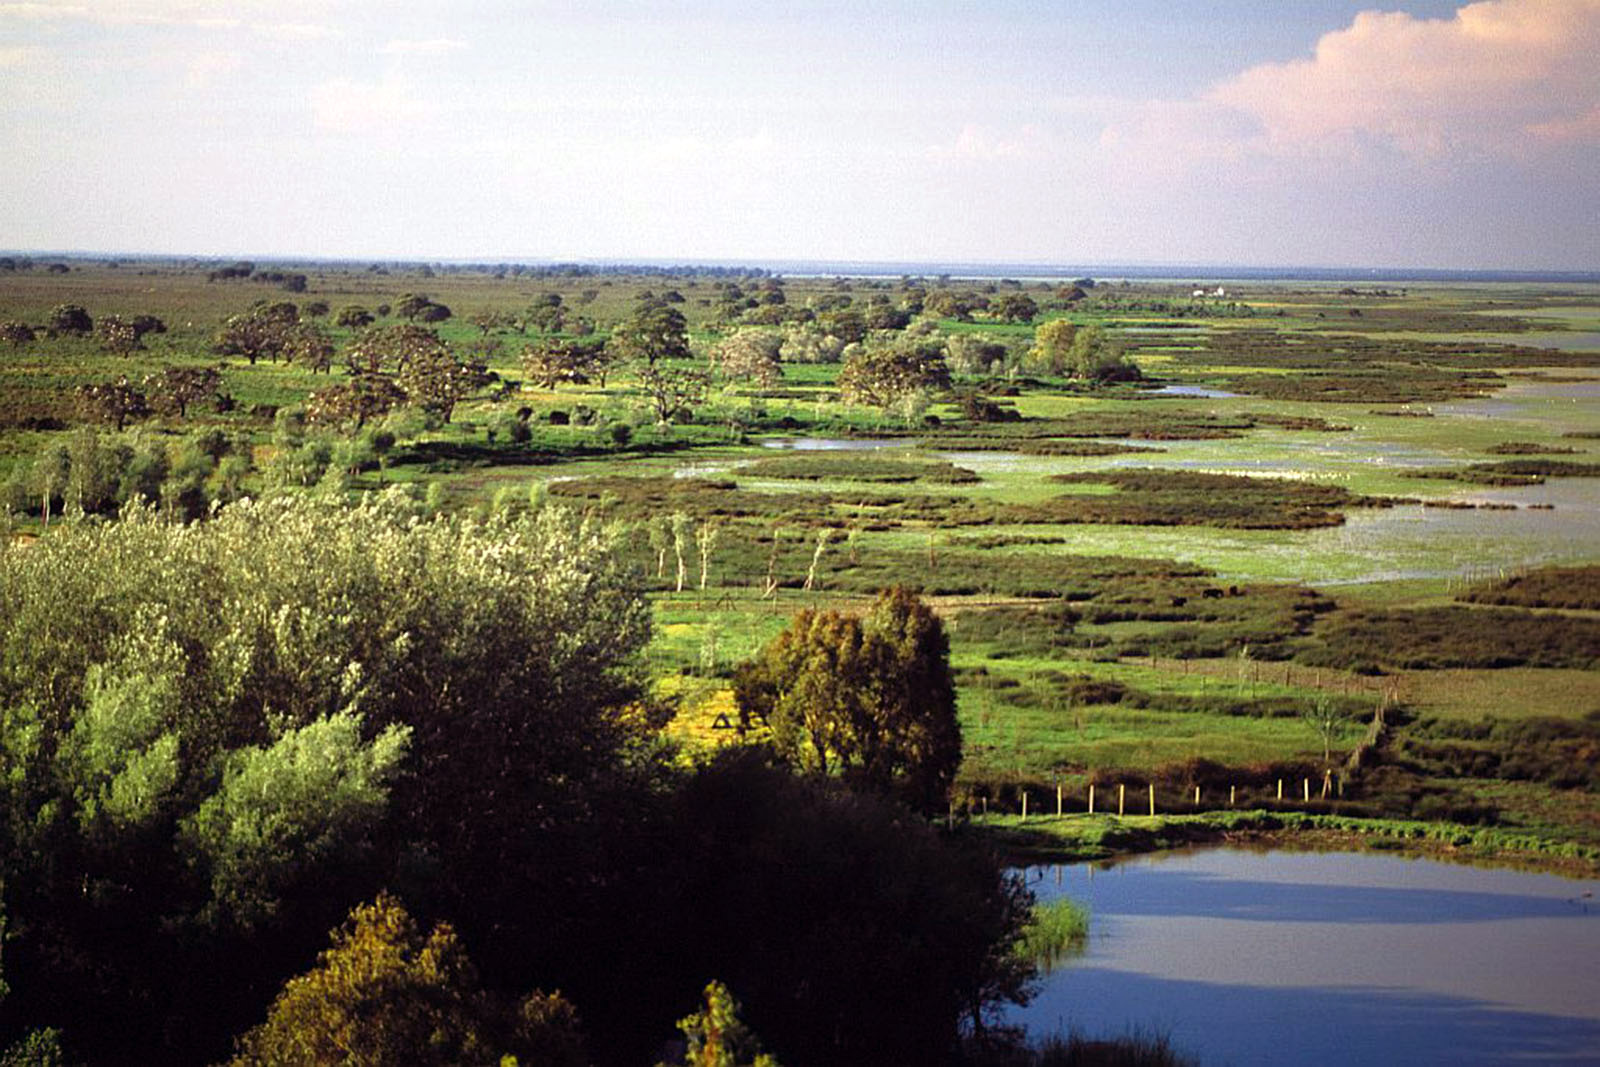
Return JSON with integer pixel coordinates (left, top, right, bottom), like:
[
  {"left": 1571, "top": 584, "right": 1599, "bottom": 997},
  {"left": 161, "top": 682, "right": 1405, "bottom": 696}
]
[{"left": 1208, "top": 0, "right": 1600, "bottom": 156}]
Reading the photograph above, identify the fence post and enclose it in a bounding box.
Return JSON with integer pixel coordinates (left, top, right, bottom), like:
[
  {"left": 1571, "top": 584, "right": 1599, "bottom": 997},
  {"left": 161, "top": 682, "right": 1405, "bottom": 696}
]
[
  {"left": 1277, "top": 779, "right": 1283, "bottom": 801},
  {"left": 1230, "top": 785, "right": 1236, "bottom": 806},
  {"left": 1088, "top": 783, "right": 1096, "bottom": 814},
  {"left": 1303, "top": 778, "right": 1310, "bottom": 802},
  {"left": 1057, "top": 783, "right": 1063, "bottom": 817},
  {"left": 1022, "top": 791, "right": 1028, "bottom": 819},
  {"left": 1118, "top": 784, "right": 1125, "bottom": 817},
  {"left": 1194, "top": 785, "right": 1201, "bottom": 806},
  {"left": 1149, "top": 782, "right": 1156, "bottom": 817}
]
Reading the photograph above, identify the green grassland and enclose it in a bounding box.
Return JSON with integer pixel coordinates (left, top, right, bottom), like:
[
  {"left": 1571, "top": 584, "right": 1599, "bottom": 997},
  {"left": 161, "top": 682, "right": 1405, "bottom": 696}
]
[{"left": 3, "top": 260, "right": 1598, "bottom": 861}]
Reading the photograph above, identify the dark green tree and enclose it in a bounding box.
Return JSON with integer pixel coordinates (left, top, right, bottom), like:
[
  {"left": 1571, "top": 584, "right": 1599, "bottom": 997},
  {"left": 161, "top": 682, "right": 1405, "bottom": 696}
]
[
  {"left": 733, "top": 587, "right": 961, "bottom": 812},
  {"left": 214, "top": 302, "right": 300, "bottom": 365}
]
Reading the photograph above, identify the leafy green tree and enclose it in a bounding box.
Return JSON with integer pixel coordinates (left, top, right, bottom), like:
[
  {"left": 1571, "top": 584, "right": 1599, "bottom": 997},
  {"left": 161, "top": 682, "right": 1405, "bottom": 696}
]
[
  {"left": 1025, "top": 318, "right": 1076, "bottom": 375},
  {"left": 77, "top": 376, "right": 150, "bottom": 431},
  {"left": 991, "top": 293, "right": 1039, "bottom": 324},
  {"left": 286, "top": 322, "right": 337, "bottom": 374},
  {"left": 710, "top": 328, "right": 783, "bottom": 388},
  {"left": 306, "top": 375, "right": 407, "bottom": 429},
  {"left": 837, "top": 338, "right": 951, "bottom": 415},
  {"left": 521, "top": 337, "right": 602, "bottom": 389},
  {"left": 608, "top": 301, "right": 690, "bottom": 368},
  {"left": 230, "top": 894, "right": 585, "bottom": 1067},
  {"left": 214, "top": 302, "right": 300, "bottom": 365},
  {"left": 395, "top": 343, "right": 490, "bottom": 424},
  {"left": 1064, "top": 324, "right": 1140, "bottom": 382},
  {"left": 733, "top": 587, "right": 961, "bottom": 812},
  {"left": 0, "top": 495, "right": 653, "bottom": 1061},
  {"left": 344, "top": 323, "right": 445, "bottom": 377},
  {"left": 144, "top": 364, "right": 226, "bottom": 419},
  {"left": 335, "top": 305, "right": 375, "bottom": 330}
]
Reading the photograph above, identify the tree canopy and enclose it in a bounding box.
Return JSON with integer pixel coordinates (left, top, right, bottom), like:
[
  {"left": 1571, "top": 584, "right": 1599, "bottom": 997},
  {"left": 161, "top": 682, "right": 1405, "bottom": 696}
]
[{"left": 733, "top": 587, "right": 962, "bottom": 813}]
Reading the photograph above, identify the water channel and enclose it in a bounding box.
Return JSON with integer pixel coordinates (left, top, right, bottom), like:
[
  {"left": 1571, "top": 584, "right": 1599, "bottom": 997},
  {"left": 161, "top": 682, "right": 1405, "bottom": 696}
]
[{"left": 1008, "top": 849, "right": 1600, "bottom": 1065}]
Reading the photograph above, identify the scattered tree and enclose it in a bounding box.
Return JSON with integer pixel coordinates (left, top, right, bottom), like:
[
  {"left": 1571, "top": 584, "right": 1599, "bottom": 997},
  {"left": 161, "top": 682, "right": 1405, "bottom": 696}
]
[
  {"left": 47, "top": 303, "right": 93, "bottom": 336},
  {"left": 144, "top": 364, "right": 226, "bottom": 419},
  {"left": 77, "top": 376, "right": 151, "bottom": 431},
  {"left": 837, "top": 338, "right": 951, "bottom": 414},
  {"left": 0, "top": 320, "right": 36, "bottom": 347},
  {"left": 214, "top": 302, "right": 300, "bottom": 365}
]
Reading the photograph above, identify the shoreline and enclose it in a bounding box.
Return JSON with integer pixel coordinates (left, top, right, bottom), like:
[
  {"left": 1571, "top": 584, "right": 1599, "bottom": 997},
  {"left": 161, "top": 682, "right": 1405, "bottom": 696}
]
[{"left": 966, "top": 809, "right": 1600, "bottom": 880}]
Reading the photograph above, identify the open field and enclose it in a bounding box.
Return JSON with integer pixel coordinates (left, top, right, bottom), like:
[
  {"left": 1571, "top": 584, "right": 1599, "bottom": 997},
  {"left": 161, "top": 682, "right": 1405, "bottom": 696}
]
[{"left": 3, "top": 260, "right": 1599, "bottom": 852}]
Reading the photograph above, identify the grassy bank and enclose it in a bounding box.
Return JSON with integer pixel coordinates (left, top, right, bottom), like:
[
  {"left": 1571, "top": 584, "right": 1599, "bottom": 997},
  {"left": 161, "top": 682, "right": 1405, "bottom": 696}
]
[{"left": 966, "top": 810, "right": 1600, "bottom": 875}]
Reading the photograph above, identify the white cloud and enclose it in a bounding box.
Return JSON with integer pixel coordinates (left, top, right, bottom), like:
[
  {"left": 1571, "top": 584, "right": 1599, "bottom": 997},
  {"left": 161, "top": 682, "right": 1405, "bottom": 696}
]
[
  {"left": 926, "top": 123, "right": 1048, "bottom": 164},
  {"left": 380, "top": 38, "right": 468, "bottom": 57},
  {"left": 0, "top": 3, "right": 87, "bottom": 18},
  {"left": 308, "top": 78, "right": 440, "bottom": 134},
  {"left": 182, "top": 49, "right": 241, "bottom": 89}
]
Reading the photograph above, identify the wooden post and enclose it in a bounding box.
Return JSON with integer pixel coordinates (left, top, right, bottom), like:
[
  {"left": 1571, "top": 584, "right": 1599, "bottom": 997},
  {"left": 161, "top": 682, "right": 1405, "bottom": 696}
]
[
  {"left": 1022, "top": 791, "right": 1028, "bottom": 819},
  {"left": 1057, "top": 783, "right": 1063, "bottom": 817},
  {"left": 1277, "top": 779, "right": 1283, "bottom": 801},
  {"left": 1088, "top": 783, "right": 1096, "bottom": 814},
  {"left": 982, "top": 796, "right": 988, "bottom": 815},
  {"left": 1230, "top": 785, "right": 1236, "bottom": 806},
  {"left": 1303, "top": 778, "right": 1310, "bottom": 802},
  {"left": 1149, "top": 782, "right": 1156, "bottom": 817},
  {"left": 1194, "top": 785, "right": 1201, "bottom": 806},
  {"left": 1118, "top": 784, "right": 1125, "bottom": 817}
]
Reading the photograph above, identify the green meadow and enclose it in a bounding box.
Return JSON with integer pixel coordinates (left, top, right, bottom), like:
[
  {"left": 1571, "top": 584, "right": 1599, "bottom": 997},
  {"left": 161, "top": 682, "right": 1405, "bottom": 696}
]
[{"left": 3, "top": 261, "right": 1598, "bottom": 857}]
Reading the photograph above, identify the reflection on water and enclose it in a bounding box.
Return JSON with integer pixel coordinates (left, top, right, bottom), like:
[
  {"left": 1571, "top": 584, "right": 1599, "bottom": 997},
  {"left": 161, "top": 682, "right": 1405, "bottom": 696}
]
[{"left": 1011, "top": 850, "right": 1600, "bottom": 1066}]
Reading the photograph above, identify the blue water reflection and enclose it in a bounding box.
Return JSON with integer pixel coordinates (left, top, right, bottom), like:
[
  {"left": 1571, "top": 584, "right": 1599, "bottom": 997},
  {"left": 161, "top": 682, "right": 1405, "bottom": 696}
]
[{"left": 1008, "top": 850, "right": 1600, "bottom": 1065}]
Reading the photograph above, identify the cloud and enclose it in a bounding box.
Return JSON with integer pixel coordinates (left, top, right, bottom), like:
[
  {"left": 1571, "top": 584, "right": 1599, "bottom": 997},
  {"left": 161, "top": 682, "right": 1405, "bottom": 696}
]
[
  {"left": 308, "top": 78, "right": 440, "bottom": 134},
  {"left": 0, "top": 3, "right": 87, "bottom": 18},
  {"left": 1209, "top": 0, "right": 1600, "bottom": 157},
  {"left": 1097, "top": 0, "right": 1600, "bottom": 171},
  {"left": 183, "top": 49, "right": 242, "bottom": 89},
  {"left": 380, "top": 38, "right": 468, "bottom": 57},
  {"left": 926, "top": 123, "right": 1048, "bottom": 164}
]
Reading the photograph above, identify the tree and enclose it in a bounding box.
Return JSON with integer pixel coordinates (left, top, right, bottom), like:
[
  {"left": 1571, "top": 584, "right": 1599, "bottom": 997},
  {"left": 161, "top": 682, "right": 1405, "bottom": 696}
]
[
  {"left": 1303, "top": 695, "right": 1348, "bottom": 765},
  {"left": 214, "top": 302, "right": 300, "bottom": 365},
  {"left": 285, "top": 322, "right": 337, "bottom": 374},
  {"left": 1026, "top": 318, "right": 1077, "bottom": 375},
  {"left": 47, "top": 303, "right": 92, "bottom": 336},
  {"left": 394, "top": 292, "right": 448, "bottom": 322},
  {"left": 77, "top": 376, "right": 150, "bottom": 431},
  {"left": 1065, "top": 324, "right": 1140, "bottom": 382},
  {"left": 344, "top": 323, "right": 445, "bottom": 377},
  {"left": 230, "top": 894, "right": 585, "bottom": 1067},
  {"left": 395, "top": 343, "right": 490, "bottom": 424},
  {"left": 837, "top": 338, "right": 951, "bottom": 414},
  {"left": 335, "top": 305, "right": 375, "bottom": 330},
  {"left": 710, "top": 328, "right": 783, "bottom": 387},
  {"left": 668, "top": 981, "right": 779, "bottom": 1067},
  {"left": 521, "top": 338, "right": 601, "bottom": 389},
  {"left": 145, "top": 364, "right": 226, "bottom": 419},
  {"left": 733, "top": 587, "right": 961, "bottom": 813},
  {"left": 305, "top": 376, "right": 407, "bottom": 429},
  {"left": 1, "top": 320, "right": 37, "bottom": 347},
  {"left": 636, "top": 363, "right": 709, "bottom": 425},
  {"left": 607, "top": 301, "right": 690, "bottom": 368},
  {"left": 991, "top": 293, "right": 1039, "bottom": 324},
  {"left": 94, "top": 315, "right": 144, "bottom": 355}
]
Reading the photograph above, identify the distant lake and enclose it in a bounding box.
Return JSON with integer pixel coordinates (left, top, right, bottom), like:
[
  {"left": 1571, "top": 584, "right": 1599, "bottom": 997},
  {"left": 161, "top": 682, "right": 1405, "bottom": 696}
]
[{"left": 1008, "top": 849, "right": 1600, "bottom": 1066}]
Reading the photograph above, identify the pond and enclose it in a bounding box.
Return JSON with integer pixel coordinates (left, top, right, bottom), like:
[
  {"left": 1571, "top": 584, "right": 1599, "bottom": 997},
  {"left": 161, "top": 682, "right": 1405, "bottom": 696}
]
[
  {"left": 759, "top": 436, "right": 913, "bottom": 451},
  {"left": 1009, "top": 849, "right": 1600, "bottom": 1066}
]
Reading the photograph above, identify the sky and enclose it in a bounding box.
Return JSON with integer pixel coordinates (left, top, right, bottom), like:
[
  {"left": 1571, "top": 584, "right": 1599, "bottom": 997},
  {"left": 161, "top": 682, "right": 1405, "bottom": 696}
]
[{"left": 1, "top": 0, "right": 1597, "bottom": 269}]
